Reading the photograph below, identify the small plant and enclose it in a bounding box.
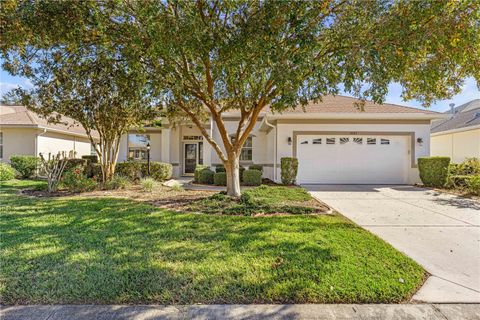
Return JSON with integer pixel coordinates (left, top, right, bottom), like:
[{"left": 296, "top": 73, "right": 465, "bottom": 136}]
[
  {"left": 10, "top": 155, "right": 39, "bottom": 179},
  {"left": 140, "top": 177, "right": 156, "bottom": 192},
  {"left": 194, "top": 164, "right": 209, "bottom": 182},
  {"left": 281, "top": 157, "right": 298, "bottom": 185},
  {"left": 418, "top": 157, "right": 450, "bottom": 188},
  {"left": 105, "top": 175, "right": 130, "bottom": 190},
  {"left": 242, "top": 169, "right": 262, "bottom": 186},
  {"left": 61, "top": 165, "right": 97, "bottom": 192},
  {"left": 39, "top": 151, "right": 75, "bottom": 192},
  {"left": 466, "top": 175, "right": 480, "bottom": 196},
  {"left": 0, "top": 163, "right": 16, "bottom": 181},
  {"left": 198, "top": 169, "right": 215, "bottom": 184},
  {"left": 214, "top": 172, "right": 227, "bottom": 186},
  {"left": 171, "top": 182, "right": 184, "bottom": 192},
  {"left": 143, "top": 162, "right": 173, "bottom": 181}
]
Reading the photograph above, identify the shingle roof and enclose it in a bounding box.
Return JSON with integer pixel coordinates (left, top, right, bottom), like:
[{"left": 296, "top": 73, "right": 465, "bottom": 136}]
[
  {"left": 265, "top": 95, "right": 440, "bottom": 115},
  {"left": 431, "top": 99, "right": 480, "bottom": 133},
  {"left": 0, "top": 105, "right": 99, "bottom": 138}
]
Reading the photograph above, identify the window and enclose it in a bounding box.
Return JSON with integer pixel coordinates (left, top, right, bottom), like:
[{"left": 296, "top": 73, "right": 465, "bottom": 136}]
[
  {"left": 381, "top": 138, "right": 390, "bottom": 145},
  {"left": 300, "top": 139, "right": 308, "bottom": 145},
  {"left": 0, "top": 132, "right": 3, "bottom": 159},
  {"left": 340, "top": 137, "right": 349, "bottom": 144},
  {"left": 183, "top": 135, "right": 203, "bottom": 141},
  {"left": 239, "top": 136, "right": 253, "bottom": 161},
  {"left": 128, "top": 134, "right": 150, "bottom": 160},
  {"left": 367, "top": 138, "right": 376, "bottom": 145},
  {"left": 312, "top": 138, "right": 322, "bottom": 144},
  {"left": 353, "top": 137, "right": 363, "bottom": 145},
  {"left": 326, "top": 138, "right": 335, "bottom": 145}
]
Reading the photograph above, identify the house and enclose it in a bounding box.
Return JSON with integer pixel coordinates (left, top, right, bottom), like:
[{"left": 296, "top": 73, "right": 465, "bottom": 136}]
[
  {"left": 0, "top": 105, "right": 97, "bottom": 162},
  {"left": 117, "top": 95, "right": 445, "bottom": 184},
  {"left": 431, "top": 99, "right": 480, "bottom": 163}
]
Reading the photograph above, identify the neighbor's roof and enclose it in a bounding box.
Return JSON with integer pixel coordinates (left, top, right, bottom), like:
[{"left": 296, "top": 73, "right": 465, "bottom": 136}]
[
  {"left": 265, "top": 95, "right": 440, "bottom": 115},
  {"left": 0, "top": 105, "right": 99, "bottom": 139},
  {"left": 431, "top": 99, "right": 480, "bottom": 134}
]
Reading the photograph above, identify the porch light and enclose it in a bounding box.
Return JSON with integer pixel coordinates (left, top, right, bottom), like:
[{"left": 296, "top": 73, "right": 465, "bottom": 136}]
[
  {"left": 146, "top": 143, "right": 151, "bottom": 175},
  {"left": 416, "top": 138, "right": 423, "bottom": 146},
  {"left": 287, "top": 137, "right": 292, "bottom": 145}
]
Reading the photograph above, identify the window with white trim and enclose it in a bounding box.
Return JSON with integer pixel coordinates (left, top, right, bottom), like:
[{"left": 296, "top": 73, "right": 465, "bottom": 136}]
[
  {"left": 326, "top": 138, "right": 335, "bottom": 145},
  {"left": 239, "top": 136, "right": 253, "bottom": 161},
  {"left": 312, "top": 138, "right": 322, "bottom": 144},
  {"left": 367, "top": 138, "right": 376, "bottom": 145},
  {"left": 340, "top": 137, "right": 349, "bottom": 144},
  {"left": 380, "top": 138, "right": 390, "bottom": 145},
  {"left": 353, "top": 137, "right": 363, "bottom": 145},
  {"left": 128, "top": 134, "right": 150, "bottom": 160}
]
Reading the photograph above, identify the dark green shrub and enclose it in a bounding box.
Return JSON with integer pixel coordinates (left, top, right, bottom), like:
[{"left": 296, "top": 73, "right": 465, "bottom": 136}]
[
  {"left": 116, "top": 161, "right": 143, "bottom": 181},
  {"left": 0, "top": 163, "right": 16, "bottom": 181},
  {"left": 64, "top": 158, "right": 87, "bottom": 172},
  {"left": 10, "top": 155, "right": 39, "bottom": 178},
  {"left": 194, "top": 165, "right": 208, "bottom": 182},
  {"left": 418, "top": 157, "right": 451, "bottom": 188},
  {"left": 81, "top": 155, "right": 98, "bottom": 163},
  {"left": 215, "top": 164, "right": 226, "bottom": 173},
  {"left": 281, "top": 157, "right": 298, "bottom": 185},
  {"left": 85, "top": 163, "right": 102, "bottom": 179},
  {"left": 142, "top": 162, "right": 172, "bottom": 181},
  {"left": 61, "top": 166, "right": 97, "bottom": 192},
  {"left": 456, "top": 158, "right": 480, "bottom": 175},
  {"left": 239, "top": 166, "right": 245, "bottom": 182},
  {"left": 249, "top": 164, "right": 263, "bottom": 172},
  {"left": 213, "top": 172, "right": 227, "bottom": 186},
  {"left": 199, "top": 169, "right": 215, "bottom": 184},
  {"left": 242, "top": 169, "right": 262, "bottom": 186},
  {"left": 466, "top": 175, "right": 480, "bottom": 195}
]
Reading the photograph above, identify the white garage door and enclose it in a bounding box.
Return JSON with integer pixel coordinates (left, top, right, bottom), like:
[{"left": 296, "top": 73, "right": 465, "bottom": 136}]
[{"left": 296, "top": 135, "right": 409, "bottom": 184}]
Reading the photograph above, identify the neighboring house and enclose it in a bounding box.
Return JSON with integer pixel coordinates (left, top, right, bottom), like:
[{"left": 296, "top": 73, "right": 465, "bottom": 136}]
[
  {"left": 118, "top": 95, "right": 444, "bottom": 184},
  {"left": 431, "top": 99, "right": 480, "bottom": 163},
  {"left": 0, "top": 105, "right": 97, "bottom": 162}
]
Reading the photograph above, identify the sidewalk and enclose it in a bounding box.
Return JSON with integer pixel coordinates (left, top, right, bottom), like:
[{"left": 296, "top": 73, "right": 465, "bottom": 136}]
[{"left": 1, "top": 304, "right": 479, "bottom": 320}]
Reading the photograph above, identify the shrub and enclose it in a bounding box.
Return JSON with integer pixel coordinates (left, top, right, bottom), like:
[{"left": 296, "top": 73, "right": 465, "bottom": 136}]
[
  {"left": 116, "top": 161, "right": 143, "bottom": 181},
  {"left": 0, "top": 163, "right": 16, "bottom": 181},
  {"left": 81, "top": 155, "right": 98, "bottom": 163},
  {"left": 142, "top": 162, "right": 172, "bottom": 181},
  {"left": 61, "top": 166, "right": 97, "bottom": 192},
  {"left": 64, "top": 158, "right": 87, "bottom": 172},
  {"left": 446, "top": 175, "right": 471, "bottom": 189},
  {"left": 249, "top": 164, "right": 263, "bottom": 173},
  {"left": 215, "top": 164, "right": 226, "bottom": 173},
  {"left": 199, "top": 168, "right": 215, "bottom": 184},
  {"left": 239, "top": 166, "right": 245, "bottom": 182},
  {"left": 281, "top": 157, "right": 298, "bottom": 185},
  {"left": 105, "top": 175, "right": 130, "bottom": 190},
  {"left": 194, "top": 165, "right": 209, "bottom": 182},
  {"left": 466, "top": 175, "right": 480, "bottom": 196},
  {"left": 10, "top": 155, "right": 39, "bottom": 178},
  {"left": 242, "top": 169, "right": 262, "bottom": 186},
  {"left": 214, "top": 172, "right": 227, "bottom": 186},
  {"left": 456, "top": 158, "right": 480, "bottom": 175},
  {"left": 85, "top": 163, "right": 102, "bottom": 179},
  {"left": 418, "top": 157, "right": 451, "bottom": 188},
  {"left": 140, "top": 177, "right": 156, "bottom": 192}
]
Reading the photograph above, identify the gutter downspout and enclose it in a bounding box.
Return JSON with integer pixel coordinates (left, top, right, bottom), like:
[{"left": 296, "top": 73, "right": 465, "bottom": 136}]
[{"left": 264, "top": 116, "right": 277, "bottom": 182}]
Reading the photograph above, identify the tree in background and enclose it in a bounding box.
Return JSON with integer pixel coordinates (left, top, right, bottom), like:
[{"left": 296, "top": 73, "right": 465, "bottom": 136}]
[{"left": 2, "top": 0, "right": 478, "bottom": 196}]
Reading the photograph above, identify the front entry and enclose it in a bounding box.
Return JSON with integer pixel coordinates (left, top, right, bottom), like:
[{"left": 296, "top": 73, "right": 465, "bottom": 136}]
[{"left": 184, "top": 143, "right": 197, "bottom": 174}]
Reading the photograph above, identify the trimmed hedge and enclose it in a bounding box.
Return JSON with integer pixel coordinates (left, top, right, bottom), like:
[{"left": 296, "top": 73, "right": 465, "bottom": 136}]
[
  {"left": 466, "top": 175, "right": 480, "bottom": 195},
  {"left": 115, "top": 161, "right": 172, "bottom": 182},
  {"left": 10, "top": 155, "right": 39, "bottom": 179},
  {"left": 64, "top": 158, "right": 87, "bottom": 172},
  {"left": 215, "top": 165, "right": 226, "bottom": 173},
  {"left": 199, "top": 169, "right": 215, "bottom": 184},
  {"left": 214, "top": 172, "right": 227, "bottom": 186},
  {"left": 239, "top": 166, "right": 245, "bottom": 182},
  {"left": 194, "top": 165, "right": 209, "bottom": 182},
  {"left": 249, "top": 164, "right": 263, "bottom": 172},
  {"left": 116, "top": 161, "right": 143, "bottom": 181},
  {"left": 418, "top": 156, "right": 450, "bottom": 188},
  {"left": 85, "top": 163, "right": 102, "bottom": 179},
  {"left": 243, "top": 169, "right": 262, "bottom": 186},
  {"left": 281, "top": 157, "right": 298, "bottom": 185},
  {"left": 0, "top": 163, "right": 16, "bottom": 181},
  {"left": 82, "top": 155, "right": 98, "bottom": 163}
]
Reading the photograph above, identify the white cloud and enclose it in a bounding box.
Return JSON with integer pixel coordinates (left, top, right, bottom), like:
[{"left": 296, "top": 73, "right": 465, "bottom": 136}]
[{"left": 0, "top": 82, "right": 20, "bottom": 96}]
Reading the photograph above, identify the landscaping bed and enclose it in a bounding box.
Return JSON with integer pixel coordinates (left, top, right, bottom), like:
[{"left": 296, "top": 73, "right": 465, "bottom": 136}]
[{"left": 1, "top": 180, "right": 426, "bottom": 304}]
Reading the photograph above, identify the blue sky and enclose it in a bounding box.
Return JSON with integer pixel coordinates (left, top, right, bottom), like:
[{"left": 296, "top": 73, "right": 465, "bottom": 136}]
[{"left": 1, "top": 67, "right": 478, "bottom": 113}]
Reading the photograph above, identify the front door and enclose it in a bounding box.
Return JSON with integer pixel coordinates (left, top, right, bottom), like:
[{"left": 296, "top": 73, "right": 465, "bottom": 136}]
[{"left": 184, "top": 143, "right": 198, "bottom": 174}]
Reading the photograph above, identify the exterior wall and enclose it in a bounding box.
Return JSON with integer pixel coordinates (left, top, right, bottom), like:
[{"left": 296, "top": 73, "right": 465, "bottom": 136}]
[
  {"left": 431, "top": 128, "right": 480, "bottom": 163},
  {"left": 275, "top": 121, "right": 431, "bottom": 184},
  {"left": 0, "top": 128, "right": 36, "bottom": 162},
  {"left": 117, "top": 131, "right": 162, "bottom": 162},
  {"left": 37, "top": 131, "right": 91, "bottom": 157}
]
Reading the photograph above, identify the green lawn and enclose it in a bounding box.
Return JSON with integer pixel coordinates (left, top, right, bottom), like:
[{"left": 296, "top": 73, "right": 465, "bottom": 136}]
[{"left": 0, "top": 180, "right": 425, "bottom": 304}]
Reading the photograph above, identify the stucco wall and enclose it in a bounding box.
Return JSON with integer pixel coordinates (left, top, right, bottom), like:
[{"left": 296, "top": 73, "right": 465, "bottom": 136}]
[
  {"left": 431, "top": 128, "right": 480, "bottom": 163},
  {"left": 0, "top": 128, "right": 36, "bottom": 162},
  {"left": 37, "top": 131, "right": 91, "bottom": 157}
]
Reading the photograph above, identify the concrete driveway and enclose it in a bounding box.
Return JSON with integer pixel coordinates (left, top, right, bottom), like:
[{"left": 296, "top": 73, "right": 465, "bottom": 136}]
[{"left": 305, "top": 184, "right": 480, "bottom": 303}]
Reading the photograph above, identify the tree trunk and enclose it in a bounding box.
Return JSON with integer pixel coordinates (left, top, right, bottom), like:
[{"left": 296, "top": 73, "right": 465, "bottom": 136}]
[{"left": 224, "top": 156, "right": 241, "bottom": 197}]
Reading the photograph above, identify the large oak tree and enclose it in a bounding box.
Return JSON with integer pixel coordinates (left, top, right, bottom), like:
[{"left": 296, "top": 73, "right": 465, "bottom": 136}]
[{"left": 2, "top": 0, "right": 479, "bottom": 196}]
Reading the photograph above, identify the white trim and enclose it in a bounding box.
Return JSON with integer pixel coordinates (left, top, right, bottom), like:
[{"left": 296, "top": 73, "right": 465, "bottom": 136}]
[
  {"left": 0, "top": 124, "right": 96, "bottom": 140},
  {"left": 431, "top": 124, "right": 480, "bottom": 136},
  {"left": 267, "top": 113, "right": 447, "bottom": 121}
]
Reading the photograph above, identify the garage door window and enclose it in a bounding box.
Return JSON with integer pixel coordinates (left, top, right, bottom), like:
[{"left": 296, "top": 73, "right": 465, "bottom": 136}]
[
  {"left": 353, "top": 137, "right": 363, "bottom": 145},
  {"left": 381, "top": 138, "right": 390, "bottom": 145},
  {"left": 340, "top": 137, "right": 349, "bottom": 144},
  {"left": 312, "top": 138, "right": 322, "bottom": 144},
  {"left": 300, "top": 139, "right": 308, "bottom": 145},
  {"left": 367, "top": 138, "right": 376, "bottom": 145},
  {"left": 326, "top": 138, "right": 335, "bottom": 144}
]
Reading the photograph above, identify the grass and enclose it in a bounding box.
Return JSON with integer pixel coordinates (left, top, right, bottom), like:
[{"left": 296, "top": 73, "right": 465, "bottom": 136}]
[{"left": 0, "top": 180, "right": 425, "bottom": 304}]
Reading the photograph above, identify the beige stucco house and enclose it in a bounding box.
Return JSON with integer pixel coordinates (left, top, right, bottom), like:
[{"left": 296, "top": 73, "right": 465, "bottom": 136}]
[
  {"left": 0, "top": 105, "right": 97, "bottom": 162},
  {"left": 431, "top": 99, "right": 480, "bottom": 163},
  {"left": 118, "top": 95, "right": 445, "bottom": 184}
]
